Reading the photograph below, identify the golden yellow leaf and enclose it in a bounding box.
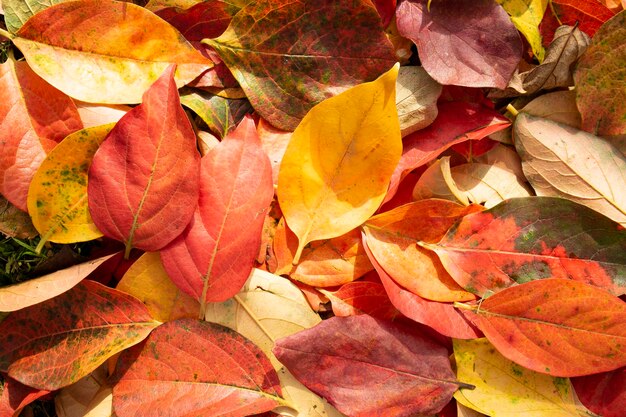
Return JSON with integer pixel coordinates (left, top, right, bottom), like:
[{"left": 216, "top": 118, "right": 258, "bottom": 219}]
[
  {"left": 116, "top": 252, "right": 199, "bottom": 323},
  {"left": 27, "top": 124, "right": 114, "bottom": 248},
  {"left": 277, "top": 63, "right": 401, "bottom": 263},
  {"left": 204, "top": 269, "right": 345, "bottom": 417},
  {"left": 454, "top": 338, "right": 590, "bottom": 417},
  {"left": 496, "top": 0, "right": 548, "bottom": 62}
]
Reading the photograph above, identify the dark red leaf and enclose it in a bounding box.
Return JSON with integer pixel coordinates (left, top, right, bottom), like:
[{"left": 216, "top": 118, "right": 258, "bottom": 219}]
[
  {"left": 321, "top": 281, "right": 400, "bottom": 320},
  {"left": 573, "top": 367, "right": 626, "bottom": 417},
  {"left": 539, "top": 0, "right": 615, "bottom": 45},
  {"left": 0, "top": 375, "right": 49, "bottom": 417}
]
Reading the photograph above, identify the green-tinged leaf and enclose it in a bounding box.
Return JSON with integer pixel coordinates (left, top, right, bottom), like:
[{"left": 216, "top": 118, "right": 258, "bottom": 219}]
[
  {"left": 496, "top": 0, "right": 549, "bottom": 61},
  {"left": 2, "top": 0, "right": 67, "bottom": 34}
]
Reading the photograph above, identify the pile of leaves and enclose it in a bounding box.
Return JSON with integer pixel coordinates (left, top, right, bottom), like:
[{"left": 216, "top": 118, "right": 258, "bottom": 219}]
[{"left": 1, "top": 0, "right": 625, "bottom": 416}]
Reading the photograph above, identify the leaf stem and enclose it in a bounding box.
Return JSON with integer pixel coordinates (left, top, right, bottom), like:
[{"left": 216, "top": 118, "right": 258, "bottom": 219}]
[
  {"left": 506, "top": 103, "right": 519, "bottom": 117},
  {"left": 453, "top": 302, "right": 477, "bottom": 311},
  {"left": 0, "top": 28, "right": 13, "bottom": 40},
  {"left": 124, "top": 241, "right": 132, "bottom": 260}
]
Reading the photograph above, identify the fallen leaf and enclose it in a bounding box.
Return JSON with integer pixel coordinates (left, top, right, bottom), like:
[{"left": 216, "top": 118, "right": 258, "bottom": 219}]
[
  {"left": 462, "top": 278, "right": 626, "bottom": 377},
  {"left": 0, "top": 375, "right": 49, "bottom": 417},
  {"left": 363, "top": 200, "right": 478, "bottom": 302},
  {"left": 28, "top": 124, "right": 114, "bottom": 247},
  {"left": 539, "top": 0, "right": 615, "bottom": 44},
  {"left": 574, "top": 10, "right": 626, "bottom": 136},
  {"left": 423, "top": 197, "right": 626, "bottom": 296},
  {"left": 145, "top": 0, "right": 204, "bottom": 11},
  {"left": 572, "top": 367, "right": 626, "bottom": 417},
  {"left": 412, "top": 158, "right": 464, "bottom": 205},
  {"left": 2, "top": 0, "right": 66, "bottom": 33},
  {"left": 205, "top": 0, "right": 396, "bottom": 130},
  {"left": 454, "top": 338, "right": 587, "bottom": 416},
  {"left": 386, "top": 101, "right": 510, "bottom": 203},
  {"left": 520, "top": 90, "right": 582, "bottom": 127},
  {"left": 204, "top": 269, "right": 344, "bottom": 417},
  {"left": 0, "top": 56, "right": 83, "bottom": 210},
  {"left": 274, "top": 315, "right": 463, "bottom": 417},
  {"left": 88, "top": 65, "right": 201, "bottom": 257},
  {"left": 160, "top": 116, "right": 273, "bottom": 304},
  {"left": 0, "top": 280, "right": 159, "bottom": 390},
  {"left": 319, "top": 281, "right": 399, "bottom": 320},
  {"left": 496, "top": 0, "right": 548, "bottom": 61},
  {"left": 12, "top": 0, "right": 212, "bottom": 104},
  {"left": 277, "top": 64, "right": 401, "bottom": 263},
  {"left": 372, "top": 0, "right": 397, "bottom": 27},
  {"left": 112, "top": 319, "right": 285, "bottom": 417},
  {"left": 363, "top": 232, "right": 482, "bottom": 339},
  {"left": 0, "top": 196, "right": 37, "bottom": 238},
  {"left": 395, "top": 66, "right": 441, "bottom": 136},
  {"left": 74, "top": 101, "right": 130, "bottom": 128},
  {"left": 257, "top": 117, "right": 292, "bottom": 186},
  {"left": 154, "top": 1, "right": 231, "bottom": 41},
  {"left": 0, "top": 253, "right": 116, "bottom": 312},
  {"left": 274, "top": 218, "right": 373, "bottom": 287},
  {"left": 116, "top": 252, "right": 199, "bottom": 323},
  {"left": 514, "top": 113, "right": 626, "bottom": 224},
  {"left": 474, "top": 143, "right": 526, "bottom": 179},
  {"left": 396, "top": 0, "right": 522, "bottom": 88},
  {"left": 55, "top": 365, "right": 109, "bottom": 417}
]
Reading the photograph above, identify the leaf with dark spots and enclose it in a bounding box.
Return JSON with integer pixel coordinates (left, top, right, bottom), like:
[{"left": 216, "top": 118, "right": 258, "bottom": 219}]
[
  {"left": 0, "top": 280, "right": 158, "bottom": 390},
  {"left": 112, "top": 319, "right": 285, "bottom": 417},
  {"left": 463, "top": 278, "right": 626, "bottom": 377},
  {"left": 423, "top": 197, "right": 626, "bottom": 297},
  {"left": 273, "top": 315, "right": 463, "bottom": 417},
  {"left": 396, "top": 0, "right": 522, "bottom": 88},
  {"left": 205, "top": 0, "right": 396, "bottom": 130}
]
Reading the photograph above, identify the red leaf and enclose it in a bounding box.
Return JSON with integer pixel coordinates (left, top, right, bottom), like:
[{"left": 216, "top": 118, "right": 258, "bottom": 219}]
[
  {"left": 160, "top": 116, "right": 274, "bottom": 303},
  {"left": 320, "top": 281, "right": 400, "bottom": 320},
  {"left": 539, "top": 0, "right": 615, "bottom": 45},
  {"left": 424, "top": 197, "right": 626, "bottom": 297},
  {"left": 573, "top": 367, "right": 626, "bottom": 417},
  {"left": 465, "top": 278, "right": 626, "bottom": 377},
  {"left": 396, "top": 0, "right": 522, "bottom": 88},
  {"left": 373, "top": 0, "right": 397, "bottom": 26},
  {"left": 0, "top": 280, "right": 158, "bottom": 390},
  {"left": 273, "top": 315, "right": 462, "bottom": 417},
  {"left": 363, "top": 236, "right": 482, "bottom": 339},
  {"left": 0, "top": 375, "right": 49, "bottom": 417},
  {"left": 155, "top": 2, "right": 232, "bottom": 41},
  {"left": 0, "top": 58, "right": 82, "bottom": 210},
  {"left": 386, "top": 102, "right": 510, "bottom": 202},
  {"left": 112, "top": 319, "right": 284, "bottom": 417},
  {"left": 88, "top": 65, "right": 201, "bottom": 257}
]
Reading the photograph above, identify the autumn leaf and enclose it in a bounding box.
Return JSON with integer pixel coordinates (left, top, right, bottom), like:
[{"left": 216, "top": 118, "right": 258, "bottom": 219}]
[
  {"left": 0, "top": 196, "right": 37, "bottom": 238},
  {"left": 496, "top": 0, "right": 549, "bottom": 62},
  {"left": 257, "top": 117, "right": 292, "bottom": 186},
  {"left": 454, "top": 338, "right": 587, "bottom": 416},
  {"left": 277, "top": 64, "right": 401, "bottom": 264},
  {"left": 205, "top": 0, "right": 396, "bottom": 130},
  {"left": 55, "top": 365, "right": 111, "bottom": 417},
  {"left": 112, "top": 319, "right": 285, "bottom": 417},
  {"left": 423, "top": 197, "right": 626, "bottom": 296},
  {"left": 10, "top": 0, "right": 212, "bottom": 104},
  {"left": 395, "top": 65, "right": 441, "bottom": 136},
  {"left": 573, "top": 367, "right": 626, "bottom": 417},
  {"left": 0, "top": 56, "right": 82, "bottom": 210},
  {"left": 540, "top": 0, "right": 615, "bottom": 44},
  {"left": 0, "top": 375, "right": 49, "bottom": 417},
  {"left": 574, "top": 10, "right": 626, "bottom": 136},
  {"left": 520, "top": 90, "right": 582, "bottom": 127},
  {"left": 396, "top": 0, "right": 522, "bottom": 88},
  {"left": 514, "top": 113, "right": 626, "bottom": 224},
  {"left": 2, "top": 0, "right": 66, "bottom": 34},
  {"left": 0, "top": 280, "right": 159, "bottom": 390},
  {"left": 28, "top": 124, "right": 114, "bottom": 248},
  {"left": 88, "top": 65, "right": 201, "bottom": 258},
  {"left": 160, "top": 116, "right": 273, "bottom": 306},
  {"left": 461, "top": 278, "right": 626, "bottom": 377},
  {"left": 319, "top": 281, "right": 399, "bottom": 320},
  {"left": 274, "top": 315, "right": 465, "bottom": 417}
]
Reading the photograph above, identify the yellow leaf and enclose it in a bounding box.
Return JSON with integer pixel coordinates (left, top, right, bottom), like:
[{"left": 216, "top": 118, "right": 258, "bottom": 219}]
[
  {"left": 27, "top": 124, "right": 114, "bottom": 249},
  {"left": 454, "top": 338, "right": 590, "bottom": 417},
  {"left": 496, "top": 0, "right": 548, "bottom": 62},
  {"left": 204, "top": 269, "right": 345, "bottom": 417},
  {"left": 277, "top": 63, "right": 402, "bottom": 263},
  {"left": 116, "top": 252, "right": 199, "bottom": 323}
]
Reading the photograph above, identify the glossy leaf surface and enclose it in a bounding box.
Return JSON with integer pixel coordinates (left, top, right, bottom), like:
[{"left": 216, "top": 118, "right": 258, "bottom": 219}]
[
  {"left": 88, "top": 65, "right": 201, "bottom": 256},
  {"left": 426, "top": 197, "right": 626, "bottom": 296},
  {"left": 160, "top": 117, "right": 273, "bottom": 303},
  {"left": 274, "top": 315, "right": 462, "bottom": 417},
  {"left": 206, "top": 0, "right": 396, "bottom": 130},
  {"left": 277, "top": 64, "right": 401, "bottom": 263},
  {"left": 12, "top": 0, "right": 212, "bottom": 104},
  {"left": 0, "top": 280, "right": 158, "bottom": 390},
  {"left": 112, "top": 319, "right": 284, "bottom": 417},
  {"left": 465, "top": 278, "right": 626, "bottom": 377}
]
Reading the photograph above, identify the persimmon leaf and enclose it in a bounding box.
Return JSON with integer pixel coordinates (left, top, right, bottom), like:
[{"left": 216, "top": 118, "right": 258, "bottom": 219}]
[
  {"left": 205, "top": 0, "right": 396, "bottom": 130},
  {"left": 0, "top": 375, "right": 49, "bottom": 417},
  {"left": 539, "top": 0, "right": 615, "bottom": 45},
  {"left": 277, "top": 64, "right": 401, "bottom": 264},
  {"left": 0, "top": 280, "right": 159, "bottom": 390},
  {"left": 88, "top": 65, "right": 201, "bottom": 258},
  {"left": 2, "top": 0, "right": 66, "bottom": 34},
  {"left": 319, "top": 281, "right": 400, "bottom": 320},
  {"left": 573, "top": 367, "right": 626, "bottom": 417}
]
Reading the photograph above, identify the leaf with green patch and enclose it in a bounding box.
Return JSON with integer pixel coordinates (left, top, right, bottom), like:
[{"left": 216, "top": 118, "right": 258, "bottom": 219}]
[
  {"left": 0, "top": 280, "right": 159, "bottom": 390},
  {"left": 2, "top": 0, "right": 67, "bottom": 34},
  {"left": 496, "top": 0, "right": 549, "bottom": 62},
  {"left": 422, "top": 197, "right": 626, "bottom": 297}
]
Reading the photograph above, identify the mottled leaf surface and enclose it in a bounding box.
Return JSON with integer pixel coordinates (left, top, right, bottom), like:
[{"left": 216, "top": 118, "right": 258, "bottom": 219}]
[
  {"left": 464, "top": 278, "right": 626, "bottom": 377},
  {"left": 2, "top": 0, "right": 66, "bottom": 33},
  {"left": 206, "top": 0, "right": 396, "bottom": 130},
  {"left": 0, "top": 280, "right": 158, "bottom": 390},
  {"left": 396, "top": 0, "right": 522, "bottom": 88},
  {"left": 112, "top": 319, "right": 284, "bottom": 417},
  {"left": 425, "top": 197, "right": 626, "bottom": 296},
  {"left": 88, "top": 66, "right": 201, "bottom": 256}
]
